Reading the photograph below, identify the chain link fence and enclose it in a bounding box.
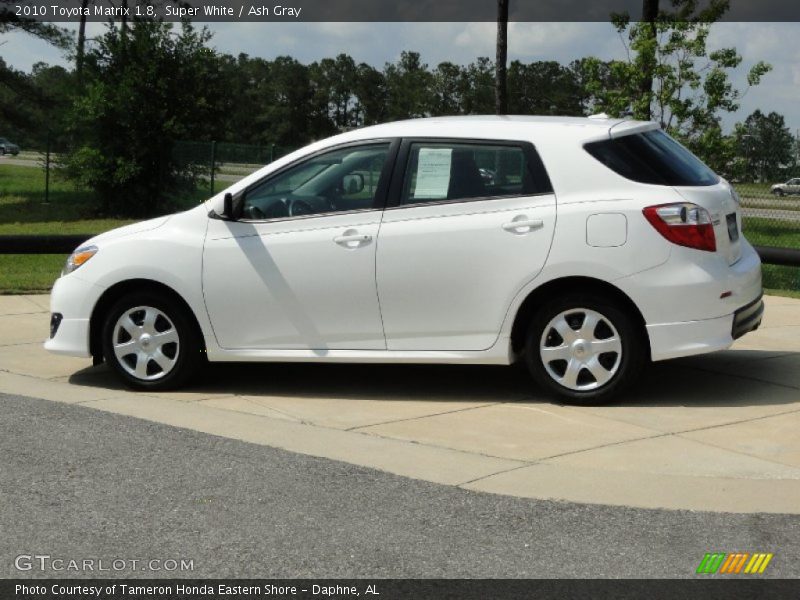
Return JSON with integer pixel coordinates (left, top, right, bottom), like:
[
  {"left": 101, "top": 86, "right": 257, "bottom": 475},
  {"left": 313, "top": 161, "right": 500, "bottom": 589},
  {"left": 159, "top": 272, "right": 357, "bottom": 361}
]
[
  {"left": 3, "top": 138, "right": 798, "bottom": 291},
  {"left": 172, "top": 140, "right": 295, "bottom": 192}
]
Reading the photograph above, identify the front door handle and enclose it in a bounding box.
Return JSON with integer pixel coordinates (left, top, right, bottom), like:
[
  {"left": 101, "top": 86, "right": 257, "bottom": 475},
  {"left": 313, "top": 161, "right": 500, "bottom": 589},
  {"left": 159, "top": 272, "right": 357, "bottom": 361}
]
[
  {"left": 502, "top": 217, "right": 544, "bottom": 234},
  {"left": 333, "top": 232, "right": 373, "bottom": 248}
]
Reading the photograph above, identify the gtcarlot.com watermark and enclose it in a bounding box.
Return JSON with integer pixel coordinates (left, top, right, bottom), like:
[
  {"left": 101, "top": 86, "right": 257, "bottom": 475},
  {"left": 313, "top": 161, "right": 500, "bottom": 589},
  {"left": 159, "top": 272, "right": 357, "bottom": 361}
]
[{"left": 14, "top": 554, "right": 194, "bottom": 573}]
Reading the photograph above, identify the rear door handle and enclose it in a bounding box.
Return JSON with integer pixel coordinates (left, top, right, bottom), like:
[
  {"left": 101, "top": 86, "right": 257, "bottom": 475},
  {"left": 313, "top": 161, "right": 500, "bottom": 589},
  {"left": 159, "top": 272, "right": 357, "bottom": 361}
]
[
  {"left": 502, "top": 217, "right": 544, "bottom": 234},
  {"left": 333, "top": 233, "right": 372, "bottom": 248}
]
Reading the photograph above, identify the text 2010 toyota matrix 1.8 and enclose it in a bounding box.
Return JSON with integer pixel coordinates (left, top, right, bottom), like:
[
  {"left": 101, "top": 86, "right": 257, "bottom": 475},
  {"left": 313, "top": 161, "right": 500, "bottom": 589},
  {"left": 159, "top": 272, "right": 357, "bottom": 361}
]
[{"left": 45, "top": 116, "right": 763, "bottom": 404}]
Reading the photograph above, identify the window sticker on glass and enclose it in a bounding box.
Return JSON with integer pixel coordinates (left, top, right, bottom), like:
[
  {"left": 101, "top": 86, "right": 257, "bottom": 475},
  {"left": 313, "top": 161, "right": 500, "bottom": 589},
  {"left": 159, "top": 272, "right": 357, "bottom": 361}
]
[{"left": 413, "top": 148, "right": 452, "bottom": 199}]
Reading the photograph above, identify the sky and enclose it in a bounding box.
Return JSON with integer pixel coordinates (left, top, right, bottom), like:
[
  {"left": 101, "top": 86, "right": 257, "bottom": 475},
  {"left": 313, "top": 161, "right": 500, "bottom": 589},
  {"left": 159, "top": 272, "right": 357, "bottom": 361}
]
[{"left": 2, "top": 21, "right": 800, "bottom": 133}]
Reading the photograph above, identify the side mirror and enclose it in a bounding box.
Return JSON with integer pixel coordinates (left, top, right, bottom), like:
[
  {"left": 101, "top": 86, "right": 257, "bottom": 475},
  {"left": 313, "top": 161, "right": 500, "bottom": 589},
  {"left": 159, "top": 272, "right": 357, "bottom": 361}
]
[
  {"left": 223, "top": 192, "right": 244, "bottom": 221},
  {"left": 342, "top": 173, "right": 365, "bottom": 195}
]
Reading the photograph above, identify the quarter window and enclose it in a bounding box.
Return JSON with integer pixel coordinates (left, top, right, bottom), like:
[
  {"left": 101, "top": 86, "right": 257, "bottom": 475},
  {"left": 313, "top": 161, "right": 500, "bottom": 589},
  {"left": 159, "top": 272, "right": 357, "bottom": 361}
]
[
  {"left": 399, "top": 142, "right": 546, "bottom": 206},
  {"left": 242, "top": 143, "right": 390, "bottom": 220},
  {"left": 584, "top": 129, "right": 719, "bottom": 187}
]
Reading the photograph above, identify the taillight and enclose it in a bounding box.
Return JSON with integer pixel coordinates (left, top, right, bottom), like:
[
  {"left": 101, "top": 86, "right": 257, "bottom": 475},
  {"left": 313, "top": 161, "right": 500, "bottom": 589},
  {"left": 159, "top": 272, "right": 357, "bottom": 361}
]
[{"left": 643, "top": 203, "right": 716, "bottom": 252}]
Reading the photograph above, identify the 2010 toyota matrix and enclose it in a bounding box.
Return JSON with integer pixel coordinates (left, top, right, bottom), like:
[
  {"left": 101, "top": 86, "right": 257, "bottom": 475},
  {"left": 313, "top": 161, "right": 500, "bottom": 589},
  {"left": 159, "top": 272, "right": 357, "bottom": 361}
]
[{"left": 45, "top": 115, "right": 763, "bottom": 403}]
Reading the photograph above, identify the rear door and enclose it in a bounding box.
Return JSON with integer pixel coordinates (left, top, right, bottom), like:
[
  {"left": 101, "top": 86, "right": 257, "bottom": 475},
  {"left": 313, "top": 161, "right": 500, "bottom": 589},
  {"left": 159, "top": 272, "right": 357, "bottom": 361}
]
[{"left": 375, "top": 138, "right": 556, "bottom": 351}]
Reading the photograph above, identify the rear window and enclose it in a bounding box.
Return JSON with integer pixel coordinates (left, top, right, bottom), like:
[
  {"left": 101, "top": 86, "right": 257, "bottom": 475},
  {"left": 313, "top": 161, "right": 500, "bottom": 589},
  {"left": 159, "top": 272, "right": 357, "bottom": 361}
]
[{"left": 584, "top": 129, "right": 718, "bottom": 187}]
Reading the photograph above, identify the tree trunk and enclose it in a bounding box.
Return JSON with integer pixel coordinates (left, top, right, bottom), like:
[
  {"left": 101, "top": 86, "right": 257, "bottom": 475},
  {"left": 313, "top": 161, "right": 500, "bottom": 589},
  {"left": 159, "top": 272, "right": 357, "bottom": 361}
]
[
  {"left": 495, "top": 0, "right": 509, "bottom": 115},
  {"left": 639, "top": 0, "right": 659, "bottom": 121},
  {"left": 76, "top": 0, "right": 89, "bottom": 85}
]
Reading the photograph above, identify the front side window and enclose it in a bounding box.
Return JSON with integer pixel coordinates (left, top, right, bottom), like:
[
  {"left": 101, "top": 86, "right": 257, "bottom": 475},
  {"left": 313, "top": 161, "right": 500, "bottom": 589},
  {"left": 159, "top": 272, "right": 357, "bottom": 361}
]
[
  {"left": 399, "top": 142, "right": 546, "bottom": 206},
  {"left": 584, "top": 129, "right": 719, "bottom": 187},
  {"left": 242, "top": 142, "right": 390, "bottom": 220}
]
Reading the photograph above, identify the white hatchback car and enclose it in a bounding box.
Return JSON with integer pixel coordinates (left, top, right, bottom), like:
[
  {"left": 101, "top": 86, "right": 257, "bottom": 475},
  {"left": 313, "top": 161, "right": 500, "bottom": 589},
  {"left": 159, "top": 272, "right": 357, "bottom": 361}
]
[{"left": 45, "top": 116, "right": 763, "bottom": 403}]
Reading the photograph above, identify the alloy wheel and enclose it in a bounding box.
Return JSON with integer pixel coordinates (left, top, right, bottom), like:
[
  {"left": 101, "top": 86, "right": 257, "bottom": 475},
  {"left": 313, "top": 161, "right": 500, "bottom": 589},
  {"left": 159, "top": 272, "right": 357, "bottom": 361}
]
[
  {"left": 539, "top": 308, "right": 622, "bottom": 391},
  {"left": 112, "top": 305, "right": 180, "bottom": 381}
]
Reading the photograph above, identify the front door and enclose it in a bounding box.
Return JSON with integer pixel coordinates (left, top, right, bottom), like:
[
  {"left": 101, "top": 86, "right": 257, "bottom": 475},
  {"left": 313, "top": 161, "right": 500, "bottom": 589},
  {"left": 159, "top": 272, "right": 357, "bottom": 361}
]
[{"left": 203, "top": 141, "right": 395, "bottom": 350}]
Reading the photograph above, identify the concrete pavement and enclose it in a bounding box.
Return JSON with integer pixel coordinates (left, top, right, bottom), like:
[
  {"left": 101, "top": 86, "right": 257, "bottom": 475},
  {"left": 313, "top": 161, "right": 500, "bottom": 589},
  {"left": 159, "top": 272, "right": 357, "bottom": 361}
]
[
  {"left": 1, "top": 294, "right": 799, "bottom": 514},
  {"left": 4, "top": 392, "right": 798, "bottom": 579}
]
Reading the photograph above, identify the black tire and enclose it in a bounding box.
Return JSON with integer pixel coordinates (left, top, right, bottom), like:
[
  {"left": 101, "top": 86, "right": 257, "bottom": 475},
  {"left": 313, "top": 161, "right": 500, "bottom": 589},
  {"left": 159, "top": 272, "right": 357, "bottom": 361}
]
[
  {"left": 524, "top": 293, "right": 647, "bottom": 405},
  {"left": 774, "top": 189, "right": 784, "bottom": 197},
  {"left": 102, "top": 291, "right": 204, "bottom": 391}
]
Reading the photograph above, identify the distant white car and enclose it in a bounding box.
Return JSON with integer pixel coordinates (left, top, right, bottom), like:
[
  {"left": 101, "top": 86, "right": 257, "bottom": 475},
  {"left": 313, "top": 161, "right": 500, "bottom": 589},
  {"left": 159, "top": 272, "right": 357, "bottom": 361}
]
[
  {"left": 0, "top": 137, "right": 20, "bottom": 155},
  {"left": 45, "top": 116, "right": 763, "bottom": 403},
  {"left": 771, "top": 178, "right": 800, "bottom": 196}
]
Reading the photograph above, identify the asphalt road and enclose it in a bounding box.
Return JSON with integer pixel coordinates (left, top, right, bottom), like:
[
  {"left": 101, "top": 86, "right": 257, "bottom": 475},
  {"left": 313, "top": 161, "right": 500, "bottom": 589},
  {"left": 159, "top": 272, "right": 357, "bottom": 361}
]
[{"left": 1, "top": 392, "right": 798, "bottom": 579}]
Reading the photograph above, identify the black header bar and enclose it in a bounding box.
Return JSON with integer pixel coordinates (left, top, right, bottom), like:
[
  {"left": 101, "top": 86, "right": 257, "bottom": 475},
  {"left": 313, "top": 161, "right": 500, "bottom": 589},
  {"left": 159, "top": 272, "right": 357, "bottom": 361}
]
[{"left": 5, "top": 0, "right": 800, "bottom": 23}]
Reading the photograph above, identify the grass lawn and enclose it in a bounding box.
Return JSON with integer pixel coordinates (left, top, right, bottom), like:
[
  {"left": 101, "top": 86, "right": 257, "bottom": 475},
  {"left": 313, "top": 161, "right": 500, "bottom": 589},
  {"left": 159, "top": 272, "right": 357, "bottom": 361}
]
[
  {"left": 1, "top": 164, "right": 799, "bottom": 293},
  {"left": 742, "top": 217, "right": 800, "bottom": 248},
  {"left": 0, "top": 164, "right": 222, "bottom": 292}
]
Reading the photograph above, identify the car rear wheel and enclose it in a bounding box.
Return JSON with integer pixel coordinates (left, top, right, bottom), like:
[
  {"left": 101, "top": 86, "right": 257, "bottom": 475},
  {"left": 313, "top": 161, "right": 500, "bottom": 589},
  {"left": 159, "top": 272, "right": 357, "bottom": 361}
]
[
  {"left": 773, "top": 189, "right": 784, "bottom": 197},
  {"left": 524, "top": 293, "right": 646, "bottom": 404},
  {"left": 102, "top": 292, "right": 203, "bottom": 390}
]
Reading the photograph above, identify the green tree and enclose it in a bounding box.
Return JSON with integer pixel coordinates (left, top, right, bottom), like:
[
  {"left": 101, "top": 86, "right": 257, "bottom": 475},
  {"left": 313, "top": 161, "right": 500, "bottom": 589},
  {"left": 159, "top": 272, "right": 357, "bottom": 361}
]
[
  {"left": 581, "top": 1, "right": 771, "bottom": 165},
  {"left": 352, "top": 63, "right": 387, "bottom": 126},
  {"left": 461, "top": 57, "right": 494, "bottom": 114},
  {"left": 384, "top": 51, "right": 434, "bottom": 120},
  {"left": 430, "top": 61, "right": 465, "bottom": 116},
  {"left": 733, "top": 110, "right": 795, "bottom": 182},
  {"left": 508, "top": 61, "right": 583, "bottom": 116},
  {"left": 63, "top": 21, "right": 229, "bottom": 216},
  {"left": 0, "top": 2, "right": 72, "bottom": 141}
]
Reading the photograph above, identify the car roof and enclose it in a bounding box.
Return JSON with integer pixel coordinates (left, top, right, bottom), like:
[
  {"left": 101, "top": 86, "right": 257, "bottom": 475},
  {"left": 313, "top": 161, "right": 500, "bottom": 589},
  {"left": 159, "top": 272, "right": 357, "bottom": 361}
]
[{"left": 328, "top": 115, "right": 658, "bottom": 146}]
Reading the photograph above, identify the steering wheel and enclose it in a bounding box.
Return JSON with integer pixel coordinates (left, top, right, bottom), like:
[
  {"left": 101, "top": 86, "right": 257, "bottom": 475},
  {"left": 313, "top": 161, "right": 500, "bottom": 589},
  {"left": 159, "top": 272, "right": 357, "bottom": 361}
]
[
  {"left": 245, "top": 205, "right": 266, "bottom": 220},
  {"left": 288, "top": 198, "right": 315, "bottom": 217}
]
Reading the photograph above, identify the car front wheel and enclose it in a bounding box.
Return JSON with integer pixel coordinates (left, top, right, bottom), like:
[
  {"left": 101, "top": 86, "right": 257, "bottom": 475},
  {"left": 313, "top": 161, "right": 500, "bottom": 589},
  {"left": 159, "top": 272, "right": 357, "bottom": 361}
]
[
  {"left": 102, "top": 292, "right": 203, "bottom": 390},
  {"left": 524, "top": 293, "right": 646, "bottom": 404},
  {"left": 773, "top": 189, "right": 784, "bottom": 196}
]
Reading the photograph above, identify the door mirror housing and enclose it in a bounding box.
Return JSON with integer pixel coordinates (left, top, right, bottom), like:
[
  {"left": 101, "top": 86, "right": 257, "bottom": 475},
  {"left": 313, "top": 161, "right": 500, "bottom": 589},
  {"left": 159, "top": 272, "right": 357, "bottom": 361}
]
[
  {"left": 223, "top": 192, "right": 244, "bottom": 221},
  {"left": 342, "top": 173, "right": 365, "bottom": 195}
]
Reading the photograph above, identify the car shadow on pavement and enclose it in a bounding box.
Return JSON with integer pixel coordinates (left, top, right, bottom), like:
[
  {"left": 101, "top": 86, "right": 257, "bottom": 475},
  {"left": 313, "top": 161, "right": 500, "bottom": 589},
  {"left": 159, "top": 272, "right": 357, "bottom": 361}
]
[{"left": 64, "top": 348, "right": 800, "bottom": 408}]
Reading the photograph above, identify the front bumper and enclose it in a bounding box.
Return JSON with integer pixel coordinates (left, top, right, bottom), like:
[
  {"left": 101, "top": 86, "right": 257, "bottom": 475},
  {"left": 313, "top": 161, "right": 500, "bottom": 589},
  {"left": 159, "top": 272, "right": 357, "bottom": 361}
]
[
  {"left": 44, "top": 317, "right": 91, "bottom": 357},
  {"left": 43, "top": 273, "right": 106, "bottom": 358}
]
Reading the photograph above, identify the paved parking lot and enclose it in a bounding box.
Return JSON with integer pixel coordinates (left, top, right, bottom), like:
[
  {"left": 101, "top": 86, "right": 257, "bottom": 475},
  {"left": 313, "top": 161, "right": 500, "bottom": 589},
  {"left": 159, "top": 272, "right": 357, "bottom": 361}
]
[
  {"left": 1, "top": 294, "right": 799, "bottom": 514},
  {"left": 3, "top": 392, "right": 798, "bottom": 578}
]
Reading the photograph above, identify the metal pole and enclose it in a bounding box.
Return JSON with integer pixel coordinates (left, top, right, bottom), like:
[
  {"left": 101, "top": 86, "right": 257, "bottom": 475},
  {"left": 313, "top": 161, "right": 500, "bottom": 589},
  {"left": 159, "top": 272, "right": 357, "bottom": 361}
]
[
  {"left": 210, "top": 140, "right": 216, "bottom": 193},
  {"left": 44, "top": 131, "right": 51, "bottom": 204}
]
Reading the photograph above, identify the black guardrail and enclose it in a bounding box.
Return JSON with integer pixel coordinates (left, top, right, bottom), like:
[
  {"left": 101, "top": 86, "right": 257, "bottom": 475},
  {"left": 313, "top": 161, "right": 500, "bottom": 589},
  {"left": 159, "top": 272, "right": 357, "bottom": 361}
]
[
  {"left": 0, "top": 235, "right": 798, "bottom": 267},
  {"left": 0, "top": 235, "right": 95, "bottom": 254},
  {"left": 753, "top": 245, "right": 800, "bottom": 267}
]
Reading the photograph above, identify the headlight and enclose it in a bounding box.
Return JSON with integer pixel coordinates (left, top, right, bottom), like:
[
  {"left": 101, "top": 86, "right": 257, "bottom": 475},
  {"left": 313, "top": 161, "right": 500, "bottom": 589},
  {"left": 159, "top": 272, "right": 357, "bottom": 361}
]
[{"left": 63, "top": 245, "right": 98, "bottom": 275}]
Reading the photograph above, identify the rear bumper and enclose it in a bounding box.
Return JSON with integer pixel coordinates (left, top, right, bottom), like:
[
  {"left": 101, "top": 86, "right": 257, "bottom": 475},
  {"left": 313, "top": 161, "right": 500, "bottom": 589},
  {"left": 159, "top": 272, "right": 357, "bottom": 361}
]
[
  {"left": 624, "top": 240, "right": 763, "bottom": 362},
  {"left": 647, "top": 315, "right": 735, "bottom": 362},
  {"left": 647, "top": 291, "right": 764, "bottom": 362},
  {"left": 732, "top": 294, "right": 764, "bottom": 340}
]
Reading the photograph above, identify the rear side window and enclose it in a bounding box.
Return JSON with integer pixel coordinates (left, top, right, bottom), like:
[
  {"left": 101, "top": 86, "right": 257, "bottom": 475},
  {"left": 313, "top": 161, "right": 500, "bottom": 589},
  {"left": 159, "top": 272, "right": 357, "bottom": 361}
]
[
  {"left": 399, "top": 141, "right": 551, "bottom": 206},
  {"left": 584, "top": 129, "right": 718, "bottom": 187}
]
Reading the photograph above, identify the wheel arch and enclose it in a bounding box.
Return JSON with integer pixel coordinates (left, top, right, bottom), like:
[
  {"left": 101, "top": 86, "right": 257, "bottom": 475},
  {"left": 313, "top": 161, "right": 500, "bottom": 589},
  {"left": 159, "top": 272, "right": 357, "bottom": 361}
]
[
  {"left": 89, "top": 279, "right": 206, "bottom": 361},
  {"left": 509, "top": 276, "right": 650, "bottom": 359}
]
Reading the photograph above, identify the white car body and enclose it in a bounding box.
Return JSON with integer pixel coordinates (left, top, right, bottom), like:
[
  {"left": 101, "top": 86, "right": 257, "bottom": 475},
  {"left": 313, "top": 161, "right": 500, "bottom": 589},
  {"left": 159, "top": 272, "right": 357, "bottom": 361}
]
[
  {"left": 45, "top": 116, "right": 763, "bottom": 400},
  {"left": 771, "top": 178, "right": 800, "bottom": 195}
]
